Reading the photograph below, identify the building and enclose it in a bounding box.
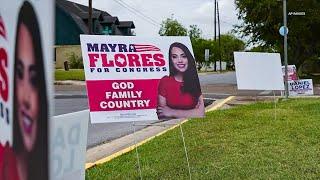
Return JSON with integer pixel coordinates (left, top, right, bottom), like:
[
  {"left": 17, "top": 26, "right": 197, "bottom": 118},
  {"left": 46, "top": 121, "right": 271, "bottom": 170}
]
[{"left": 55, "top": 0, "right": 135, "bottom": 68}]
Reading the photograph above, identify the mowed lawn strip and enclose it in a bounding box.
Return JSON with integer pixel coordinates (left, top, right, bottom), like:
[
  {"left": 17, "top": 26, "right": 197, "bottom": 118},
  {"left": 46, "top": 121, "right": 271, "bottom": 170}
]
[
  {"left": 55, "top": 69, "right": 85, "bottom": 81},
  {"left": 86, "top": 99, "right": 320, "bottom": 179}
]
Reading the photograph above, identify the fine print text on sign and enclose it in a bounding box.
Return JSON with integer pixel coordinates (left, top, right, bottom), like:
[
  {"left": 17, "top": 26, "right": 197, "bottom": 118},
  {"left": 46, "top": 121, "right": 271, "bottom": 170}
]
[{"left": 80, "top": 36, "right": 205, "bottom": 123}]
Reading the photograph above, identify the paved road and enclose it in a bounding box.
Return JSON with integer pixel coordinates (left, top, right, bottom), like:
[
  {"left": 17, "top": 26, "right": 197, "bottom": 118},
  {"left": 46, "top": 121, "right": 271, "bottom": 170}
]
[{"left": 198, "top": 71, "right": 237, "bottom": 85}]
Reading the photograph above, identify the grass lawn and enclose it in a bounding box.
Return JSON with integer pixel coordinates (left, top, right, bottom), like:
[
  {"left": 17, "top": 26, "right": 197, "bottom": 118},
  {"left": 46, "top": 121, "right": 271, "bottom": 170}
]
[
  {"left": 86, "top": 99, "right": 320, "bottom": 179},
  {"left": 55, "top": 69, "right": 85, "bottom": 81}
]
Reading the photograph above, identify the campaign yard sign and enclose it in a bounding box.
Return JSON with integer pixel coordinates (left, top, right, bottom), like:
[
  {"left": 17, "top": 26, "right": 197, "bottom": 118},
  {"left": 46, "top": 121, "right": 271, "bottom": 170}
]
[
  {"left": 0, "top": 1, "right": 53, "bottom": 180},
  {"left": 234, "top": 52, "right": 284, "bottom": 90},
  {"left": 282, "top": 65, "right": 298, "bottom": 81},
  {"left": 288, "top": 79, "right": 314, "bottom": 96},
  {"left": 80, "top": 35, "right": 204, "bottom": 123},
  {"left": 51, "top": 110, "right": 89, "bottom": 180}
]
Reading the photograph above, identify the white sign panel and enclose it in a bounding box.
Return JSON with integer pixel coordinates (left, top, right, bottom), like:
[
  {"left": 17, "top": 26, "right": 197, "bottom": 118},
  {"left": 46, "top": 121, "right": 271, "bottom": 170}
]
[
  {"left": 80, "top": 35, "right": 205, "bottom": 123},
  {"left": 215, "top": 61, "right": 227, "bottom": 71},
  {"left": 288, "top": 79, "right": 314, "bottom": 96},
  {"left": 51, "top": 110, "right": 89, "bottom": 180},
  {"left": 234, "top": 52, "right": 285, "bottom": 90},
  {"left": 205, "top": 49, "right": 209, "bottom": 61}
]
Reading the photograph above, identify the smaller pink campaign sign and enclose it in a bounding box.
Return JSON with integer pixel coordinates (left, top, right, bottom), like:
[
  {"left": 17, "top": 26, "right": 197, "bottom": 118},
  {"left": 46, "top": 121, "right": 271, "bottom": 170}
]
[
  {"left": 282, "top": 65, "right": 298, "bottom": 81},
  {"left": 80, "top": 35, "right": 205, "bottom": 123}
]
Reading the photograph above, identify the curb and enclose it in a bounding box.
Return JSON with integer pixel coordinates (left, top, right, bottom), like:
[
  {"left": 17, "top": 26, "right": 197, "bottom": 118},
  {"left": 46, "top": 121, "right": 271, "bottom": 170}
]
[
  {"left": 54, "top": 80, "right": 86, "bottom": 86},
  {"left": 85, "top": 96, "right": 235, "bottom": 170}
]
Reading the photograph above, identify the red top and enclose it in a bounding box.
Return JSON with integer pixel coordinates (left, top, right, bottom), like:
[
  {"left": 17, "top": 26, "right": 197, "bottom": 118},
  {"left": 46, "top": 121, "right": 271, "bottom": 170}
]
[
  {"left": 158, "top": 76, "right": 198, "bottom": 109},
  {"left": 0, "top": 143, "right": 20, "bottom": 180}
]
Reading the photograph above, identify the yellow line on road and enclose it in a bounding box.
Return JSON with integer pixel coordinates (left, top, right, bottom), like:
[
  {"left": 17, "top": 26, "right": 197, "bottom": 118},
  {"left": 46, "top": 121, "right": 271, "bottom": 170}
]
[
  {"left": 85, "top": 96, "right": 235, "bottom": 170},
  {"left": 206, "top": 96, "right": 235, "bottom": 112}
]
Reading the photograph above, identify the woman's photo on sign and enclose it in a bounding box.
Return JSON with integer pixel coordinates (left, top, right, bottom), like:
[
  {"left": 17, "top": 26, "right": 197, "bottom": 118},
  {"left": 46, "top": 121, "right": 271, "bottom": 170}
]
[
  {"left": 0, "top": 1, "right": 49, "bottom": 180},
  {"left": 157, "top": 42, "right": 205, "bottom": 119}
]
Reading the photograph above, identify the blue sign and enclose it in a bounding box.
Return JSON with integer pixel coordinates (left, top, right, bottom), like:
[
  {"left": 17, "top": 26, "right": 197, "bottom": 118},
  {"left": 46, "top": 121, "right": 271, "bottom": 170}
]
[{"left": 279, "top": 26, "right": 289, "bottom": 36}]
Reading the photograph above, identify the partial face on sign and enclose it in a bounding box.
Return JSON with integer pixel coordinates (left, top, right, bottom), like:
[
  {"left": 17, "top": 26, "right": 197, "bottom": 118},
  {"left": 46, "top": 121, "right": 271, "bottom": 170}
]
[
  {"left": 0, "top": 0, "right": 53, "bottom": 178},
  {"left": 171, "top": 47, "right": 188, "bottom": 73},
  {"left": 11, "top": 1, "right": 49, "bottom": 180},
  {"left": 16, "top": 23, "right": 40, "bottom": 152}
]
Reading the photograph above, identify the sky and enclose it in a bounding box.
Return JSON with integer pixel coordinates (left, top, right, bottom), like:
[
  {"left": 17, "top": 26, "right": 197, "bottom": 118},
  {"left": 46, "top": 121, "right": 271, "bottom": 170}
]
[{"left": 68, "top": 0, "right": 240, "bottom": 39}]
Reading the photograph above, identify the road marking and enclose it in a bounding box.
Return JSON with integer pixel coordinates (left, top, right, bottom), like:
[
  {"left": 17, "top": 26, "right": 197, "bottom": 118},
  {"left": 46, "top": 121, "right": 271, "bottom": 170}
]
[
  {"left": 206, "top": 96, "right": 235, "bottom": 112},
  {"left": 85, "top": 96, "right": 235, "bottom": 170}
]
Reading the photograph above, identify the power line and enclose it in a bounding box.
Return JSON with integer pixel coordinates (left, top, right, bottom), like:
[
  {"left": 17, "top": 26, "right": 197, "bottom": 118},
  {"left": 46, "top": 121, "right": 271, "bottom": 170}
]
[
  {"left": 111, "top": 0, "right": 161, "bottom": 28},
  {"left": 113, "top": 0, "right": 160, "bottom": 27},
  {"left": 118, "top": 0, "right": 161, "bottom": 25}
]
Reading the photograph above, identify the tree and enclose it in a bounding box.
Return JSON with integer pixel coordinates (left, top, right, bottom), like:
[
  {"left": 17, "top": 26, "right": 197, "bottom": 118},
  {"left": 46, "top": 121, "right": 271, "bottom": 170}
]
[
  {"left": 219, "top": 34, "right": 245, "bottom": 63},
  {"left": 188, "top": 25, "right": 204, "bottom": 69},
  {"left": 159, "top": 17, "right": 187, "bottom": 36},
  {"left": 191, "top": 38, "right": 217, "bottom": 70},
  {"left": 249, "top": 45, "right": 277, "bottom": 53},
  {"left": 158, "top": 17, "right": 245, "bottom": 70},
  {"left": 191, "top": 34, "right": 245, "bottom": 70},
  {"left": 235, "top": 0, "right": 320, "bottom": 70},
  {"left": 188, "top": 25, "right": 202, "bottom": 40}
]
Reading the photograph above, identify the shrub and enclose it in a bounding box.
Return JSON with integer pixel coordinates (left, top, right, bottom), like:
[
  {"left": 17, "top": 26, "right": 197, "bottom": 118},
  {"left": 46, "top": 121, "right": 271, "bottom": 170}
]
[
  {"left": 298, "top": 56, "right": 320, "bottom": 84},
  {"left": 67, "top": 52, "right": 83, "bottom": 69}
]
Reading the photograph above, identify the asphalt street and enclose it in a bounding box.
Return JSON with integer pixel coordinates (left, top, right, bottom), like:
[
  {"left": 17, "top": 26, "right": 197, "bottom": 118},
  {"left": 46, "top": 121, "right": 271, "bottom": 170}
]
[{"left": 198, "top": 71, "right": 237, "bottom": 85}]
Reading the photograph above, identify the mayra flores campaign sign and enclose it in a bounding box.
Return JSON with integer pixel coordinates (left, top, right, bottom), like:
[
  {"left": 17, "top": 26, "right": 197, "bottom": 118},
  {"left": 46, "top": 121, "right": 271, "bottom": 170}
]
[
  {"left": 1, "top": 1, "right": 54, "bottom": 179},
  {"left": 80, "top": 36, "right": 204, "bottom": 123}
]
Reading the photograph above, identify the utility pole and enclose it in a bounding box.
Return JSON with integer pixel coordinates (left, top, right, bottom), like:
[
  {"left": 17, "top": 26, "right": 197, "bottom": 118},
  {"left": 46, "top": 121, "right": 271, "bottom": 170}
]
[
  {"left": 88, "top": 0, "right": 92, "bottom": 34},
  {"left": 214, "top": 0, "right": 217, "bottom": 71},
  {"left": 283, "top": 0, "right": 289, "bottom": 98},
  {"left": 217, "top": 1, "right": 222, "bottom": 73}
]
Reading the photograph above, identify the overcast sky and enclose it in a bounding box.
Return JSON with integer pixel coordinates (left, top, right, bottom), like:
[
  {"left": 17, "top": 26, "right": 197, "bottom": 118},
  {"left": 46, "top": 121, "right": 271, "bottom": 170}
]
[{"left": 69, "top": 0, "right": 240, "bottom": 39}]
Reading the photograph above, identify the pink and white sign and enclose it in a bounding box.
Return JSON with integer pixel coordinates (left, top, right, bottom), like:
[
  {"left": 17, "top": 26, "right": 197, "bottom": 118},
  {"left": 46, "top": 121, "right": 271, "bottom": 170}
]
[
  {"left": 282, "top": 65, "right": 298, "bottom": 81},
  {"left": 80, "top": 36, "right": 204, "bottom": 123}
]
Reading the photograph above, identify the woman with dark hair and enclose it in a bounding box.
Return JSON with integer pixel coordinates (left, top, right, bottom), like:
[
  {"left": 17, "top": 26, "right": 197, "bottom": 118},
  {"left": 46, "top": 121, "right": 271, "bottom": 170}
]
[
  {"left": 0, "top": 1, "right": 48, "bottom": 180},
  {"left": 157, "top": 42, "right": 205, "bottom": 119}
]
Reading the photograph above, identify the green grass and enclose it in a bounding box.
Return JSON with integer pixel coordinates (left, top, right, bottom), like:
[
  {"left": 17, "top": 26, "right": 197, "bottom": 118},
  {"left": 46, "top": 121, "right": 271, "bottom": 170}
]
[
  {"left": 86, "top": 99, "right": 320, "bottom": 179},
  {"left": 55, "top": 69, "right": 85, "bottom": 81}
]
